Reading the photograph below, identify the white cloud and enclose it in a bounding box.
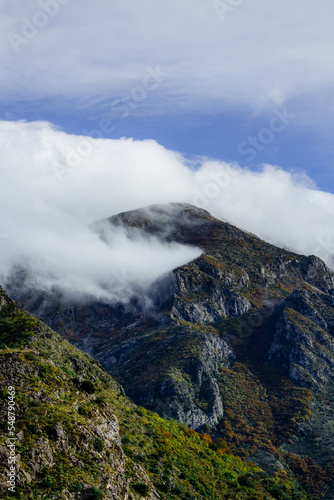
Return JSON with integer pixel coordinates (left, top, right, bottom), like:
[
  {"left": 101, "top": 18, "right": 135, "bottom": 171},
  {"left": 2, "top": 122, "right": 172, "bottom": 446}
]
[
  {"left": 0, "top": 119, "right": 202, "bottom": 303},
  {"left": 0, "top": 119, "right": 334, "bottom": 305},
  {"left": 1, "top": 0, "right": 334, "bottom": 116}
]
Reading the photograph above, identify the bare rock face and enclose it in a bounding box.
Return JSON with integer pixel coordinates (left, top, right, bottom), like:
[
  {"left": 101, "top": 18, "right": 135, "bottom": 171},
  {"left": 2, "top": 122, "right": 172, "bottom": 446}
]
[
  {"left": 23, "top": 438, "right": 55, "bottom": 479},
  {"left": 268, "top": 289, "right": 334, "bottom": 390},
  {"left": 167, "top": 266, "right": 251, "bottom": 324},
  {"left": 133, "top": 332, "right": 235, "bottom": 429},
  {"left": 301, "top": 255, "right": 334, "bottom": 296},
  {"left": 170, "top": 291, "right": 251, "bottom": 324},
  {"left": 95, "top": 415, "right": 122, "bottom": 448}
]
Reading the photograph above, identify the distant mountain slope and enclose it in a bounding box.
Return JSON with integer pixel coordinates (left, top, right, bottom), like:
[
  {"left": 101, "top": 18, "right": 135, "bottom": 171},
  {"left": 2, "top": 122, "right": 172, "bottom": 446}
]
[
  {"left": 6, "top": 203, "right": 334, "bottom": 498},
  {"left": 0, "top": 285, "right": 311, "bottom": 500}
]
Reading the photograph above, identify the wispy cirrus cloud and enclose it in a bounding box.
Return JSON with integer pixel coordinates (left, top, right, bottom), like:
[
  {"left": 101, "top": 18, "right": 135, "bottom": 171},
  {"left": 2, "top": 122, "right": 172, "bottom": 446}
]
[{"left": 1, "top": 0, "right": 334, "bottom": 117}]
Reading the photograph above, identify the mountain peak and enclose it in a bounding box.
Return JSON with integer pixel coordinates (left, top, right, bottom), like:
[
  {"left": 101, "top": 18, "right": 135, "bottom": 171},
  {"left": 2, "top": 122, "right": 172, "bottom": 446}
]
[
  {"left": 99, "top": 202, "right": 215, "bottom": 248},
  {"left": 3, "top": 204, "right": 334, "bottom": 497},
  {"left": 111, "top": 202, "right": 212, "bottom": 220}
]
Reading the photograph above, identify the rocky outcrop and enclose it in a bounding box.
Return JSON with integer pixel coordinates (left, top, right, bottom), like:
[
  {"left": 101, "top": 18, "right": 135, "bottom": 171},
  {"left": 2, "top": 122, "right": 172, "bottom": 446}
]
[
  {"left": 301, "top": 255, "right": 334, "bottom": 295},
  {"left": 170, "top": 289, "right": 251, "bottom": 324},
  {"left": 128, "top": 332, "right": 234, "bottom": 429},
  {"left": 268, "top": 289, "right": 334, "bottom": 390},
  {"left": 170, "top": 266, "right": 251, "bottom": 324},
  {"left": 150, "top": 257, "right": 251, "bottom": 325}
]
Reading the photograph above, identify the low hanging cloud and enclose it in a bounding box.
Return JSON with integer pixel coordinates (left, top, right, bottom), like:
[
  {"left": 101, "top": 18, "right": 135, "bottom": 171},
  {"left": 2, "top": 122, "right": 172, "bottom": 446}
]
[{"left": 0, "top": 119, "right": 334, "bottom": 304}]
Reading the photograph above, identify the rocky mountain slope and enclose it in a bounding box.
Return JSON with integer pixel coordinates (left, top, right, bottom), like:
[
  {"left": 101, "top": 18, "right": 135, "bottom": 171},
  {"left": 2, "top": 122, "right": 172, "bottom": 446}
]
[
  {"left": 0, "top": 285, "right": 311, "bottom": 500},
  {"left": 6, "top": 203, "right": 334, "bottom": 498}
]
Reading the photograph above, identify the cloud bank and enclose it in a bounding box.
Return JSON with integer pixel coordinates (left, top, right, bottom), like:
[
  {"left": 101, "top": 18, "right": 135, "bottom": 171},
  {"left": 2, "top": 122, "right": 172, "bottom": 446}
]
[{"left": 0, "top": 119, "right": 334, "bottom": 303}]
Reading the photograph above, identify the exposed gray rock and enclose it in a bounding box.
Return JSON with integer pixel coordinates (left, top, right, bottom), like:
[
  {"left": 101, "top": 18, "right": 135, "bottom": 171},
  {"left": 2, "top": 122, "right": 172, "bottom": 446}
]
[
  {"left": 23, "top": 438, "right": 54, "bottom": 479},
  {"left": 0, "top": 353, "right": 39, "bottom": 387},
  {"left": 49, "top": 423, "right": 69, "bottom": 452},
  {"left": 170, "top": 289, "right": 251, "bottom": 324},
  {"left": 248, "top": 448, "right": 284, "bottom": 476},
  {"left": 16, "top": 467, "right": 32, "bottom": 488},
  {"left": 268, "top": 289, "right": 334, "bottom": 390},
  {"left": 0, "top": 295, "right": 7, "bottom": 311},
  {"left": 95, "top": 414, "right": 122, "bottom": 447},
  {"left": 129, "top": 332, "right": 235, "bottom": 429},
  {"left": 301, "top": 255, "right": 334, "bottom": 295},
  {"left": 152, "top": 262, "right": 251, "bottom": 325}
]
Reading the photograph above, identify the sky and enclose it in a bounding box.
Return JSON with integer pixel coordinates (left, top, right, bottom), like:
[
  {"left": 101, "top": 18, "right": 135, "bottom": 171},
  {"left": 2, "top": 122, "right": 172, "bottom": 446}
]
[
  {"left": 1, "top": 0, "right": 334, "bottom": 301},
  {"left": 1, "top": 0, "right": 334, "bottom": 190}
]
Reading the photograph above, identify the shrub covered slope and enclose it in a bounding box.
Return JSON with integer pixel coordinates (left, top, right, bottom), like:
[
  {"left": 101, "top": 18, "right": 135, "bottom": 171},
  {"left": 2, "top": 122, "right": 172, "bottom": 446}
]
[{"left": 0, "top": 285, "right": 313, "bottom": 499}]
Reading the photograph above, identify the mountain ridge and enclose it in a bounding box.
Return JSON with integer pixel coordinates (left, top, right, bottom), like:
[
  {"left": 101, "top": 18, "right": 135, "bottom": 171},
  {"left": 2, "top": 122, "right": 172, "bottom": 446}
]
[
  {"left": 4, "top": 203, "right": 334, "bottom": 498},
  {"left": 0, "top": 284, "right": 315, "bottom": 500}
]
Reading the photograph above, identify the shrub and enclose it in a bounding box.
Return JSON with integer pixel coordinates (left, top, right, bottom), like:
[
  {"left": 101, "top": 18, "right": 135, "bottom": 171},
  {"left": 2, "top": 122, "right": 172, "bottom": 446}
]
[
  {"left": 25, "top": 351, "right": 39, "bottom": 361},
  {"left": 88, "top": 487, "right": 104, "bottom": 499},
  {"left": 238, "top": 474, "right": 256, "bottom": 488},
  {"left": 132, "top": 482, "right": 150, "bottom": 496},
  {"left": 262, "top": 479, "right": 290, "bottom": 500},
  {"left": 95, "top": 396, "right": 106, "bottom": 405},
  {"left": 81, "top": 380, "right": 96, "bottom": 394},
  {"left": 0, "top": 310, "right": 39, "bottom": 348},
  {"left": 42, "top": 475, "right": 53, "bottom": 488},
  {"left": 78, "top": 404, "right": 91, "bottom": 415},
  {"left": 121, "top": 435, "right": 131, "bottom": 445},
  {"left": 201, "top": 433, "right": 213, "bottom": 445},
  {"left": 94, "top": 437, "right": 104, "bottom": 452}
]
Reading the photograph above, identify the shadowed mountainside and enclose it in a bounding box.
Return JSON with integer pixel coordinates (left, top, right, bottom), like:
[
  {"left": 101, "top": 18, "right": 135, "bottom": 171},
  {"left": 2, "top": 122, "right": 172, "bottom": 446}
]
[
  {"left": 6, "top": 203, "right": 334, "bottom": 498},
  {"left": 0, "top": 285, "right": 314, "bottom": 500}
]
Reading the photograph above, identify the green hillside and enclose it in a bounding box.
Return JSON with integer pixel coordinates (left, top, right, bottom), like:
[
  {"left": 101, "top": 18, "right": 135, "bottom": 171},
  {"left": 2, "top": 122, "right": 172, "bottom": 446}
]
[{"left": 0, "top": 285, "right": 312, "bottom": 500}]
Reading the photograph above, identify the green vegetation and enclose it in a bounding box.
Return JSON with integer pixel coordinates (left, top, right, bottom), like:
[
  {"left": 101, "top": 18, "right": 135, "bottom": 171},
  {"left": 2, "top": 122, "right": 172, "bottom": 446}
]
[
  {"left": 94, "top": 437, "right": 104, "bottom": 452},
  {"left": 88, "top": 487, "right": 104, "bottom": 499},
  {"left": 0, "top": 287, "right": 312, "bottom": 499},
  {"left": 132, "top": 482, "right": 150, "bottom": 496},
  {"left": 0, "top": 306, "right": 40, "bottom": 349},
  {"left": 81, "top": 379, "right": 96, "bottom": 394}
]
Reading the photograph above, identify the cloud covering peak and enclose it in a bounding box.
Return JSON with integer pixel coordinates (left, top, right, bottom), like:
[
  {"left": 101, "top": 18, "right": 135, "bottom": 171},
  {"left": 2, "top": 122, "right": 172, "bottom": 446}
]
[{"left": 0, "top": 119, "right": 334, "bottom": 302}]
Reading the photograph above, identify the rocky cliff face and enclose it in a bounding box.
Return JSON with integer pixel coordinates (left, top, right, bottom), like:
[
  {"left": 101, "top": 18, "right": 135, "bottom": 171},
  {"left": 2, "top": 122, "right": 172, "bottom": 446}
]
[
  {"left": 268, "top": 289, "right": 334, "bottom": 390},
  {"left": 120, "top": 330, "right": 235, "bottom": 430},
  {"left": 300, "top": 255, "right": 334, "bottom": 295},
  {"left": 155, "top": 263, "right": 252, "bottom": 324}
]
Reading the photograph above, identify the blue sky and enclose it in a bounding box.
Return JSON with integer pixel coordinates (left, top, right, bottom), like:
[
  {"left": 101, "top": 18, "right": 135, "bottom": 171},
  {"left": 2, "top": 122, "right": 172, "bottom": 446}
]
[
  {"left": 2, "top": 102, "right": 333, "bottom": 193},
  {"left": 1, "top": 0, "right": 334, "bottom": 193}
]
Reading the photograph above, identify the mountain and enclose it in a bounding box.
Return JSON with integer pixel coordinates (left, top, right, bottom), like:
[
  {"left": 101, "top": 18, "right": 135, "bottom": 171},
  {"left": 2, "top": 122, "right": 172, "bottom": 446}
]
[
  {"left": 5, "top": 203, "right": 334, "bottom": 498},
  {"left": 0, "top": 285, "right": 312, "bottom": 500}
]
